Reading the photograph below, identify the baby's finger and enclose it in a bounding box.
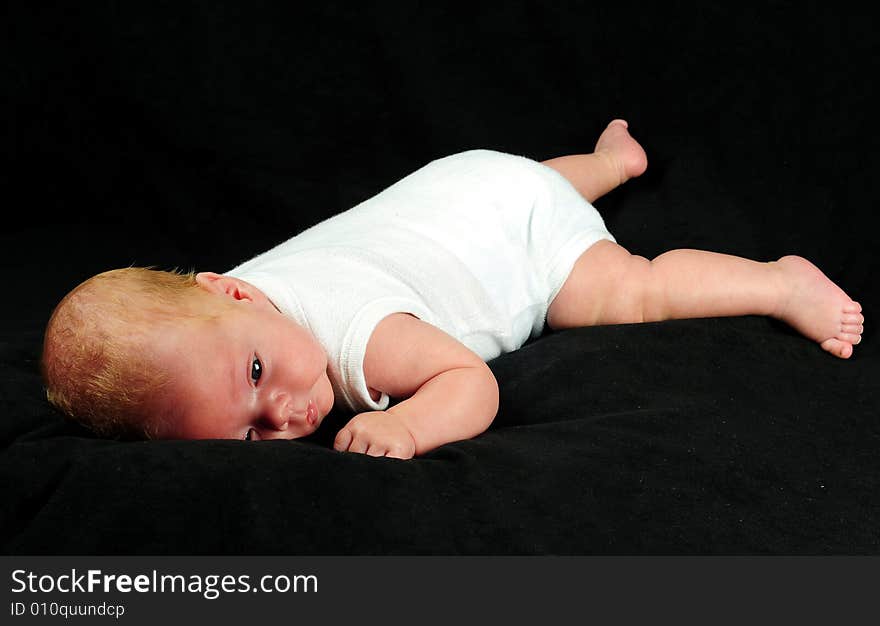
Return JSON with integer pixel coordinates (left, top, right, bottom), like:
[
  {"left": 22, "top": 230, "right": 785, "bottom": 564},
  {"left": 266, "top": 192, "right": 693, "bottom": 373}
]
[
  {"left": 348, "top": 436, "right": 369, "bottom": 455},
  {"left": 333, "top": 428, "right": 353, "bottom": 452},
  {"left": 365, "top": 444, "right": 386, "bottom": 457},
  {"left": 385, "top": 446, "right": 414, "bottom": 460}
]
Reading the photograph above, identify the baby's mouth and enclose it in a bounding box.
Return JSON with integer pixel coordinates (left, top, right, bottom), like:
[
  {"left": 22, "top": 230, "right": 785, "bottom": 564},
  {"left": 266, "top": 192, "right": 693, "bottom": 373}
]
[{"left": 306, "top": 399, "right": 318, "bottom": 425}]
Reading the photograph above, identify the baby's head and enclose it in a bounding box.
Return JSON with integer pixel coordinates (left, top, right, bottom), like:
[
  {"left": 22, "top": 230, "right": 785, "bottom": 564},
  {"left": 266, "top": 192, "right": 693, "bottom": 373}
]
[{"left": 41, "top": 268, "right": 334, "bottom": 441}]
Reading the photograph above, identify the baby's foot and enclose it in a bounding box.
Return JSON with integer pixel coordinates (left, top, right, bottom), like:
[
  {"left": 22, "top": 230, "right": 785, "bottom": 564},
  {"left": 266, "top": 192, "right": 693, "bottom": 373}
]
[
  {"left": 772, "top": 255, "right": 864, "bottom": 358},
  {"left": 594, "top": 119, "right": 648, "bottom": 184}
]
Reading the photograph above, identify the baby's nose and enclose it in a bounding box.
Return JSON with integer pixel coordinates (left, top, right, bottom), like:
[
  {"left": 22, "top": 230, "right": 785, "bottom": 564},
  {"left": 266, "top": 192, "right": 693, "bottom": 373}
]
[{"left": 266, "top": 392, "right": 292, "bottom": 430}]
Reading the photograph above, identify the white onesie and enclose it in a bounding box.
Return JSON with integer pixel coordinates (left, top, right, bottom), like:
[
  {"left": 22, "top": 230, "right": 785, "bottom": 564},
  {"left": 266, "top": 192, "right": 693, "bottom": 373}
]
[{"left": 224, "top": 149, "right": 615, "bottom": 413}]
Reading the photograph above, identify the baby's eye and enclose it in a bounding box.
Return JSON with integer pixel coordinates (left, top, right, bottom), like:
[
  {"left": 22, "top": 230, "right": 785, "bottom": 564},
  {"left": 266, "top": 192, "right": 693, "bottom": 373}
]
[{"left": 250, "top": 355, "right": 263, "bottom": 384}]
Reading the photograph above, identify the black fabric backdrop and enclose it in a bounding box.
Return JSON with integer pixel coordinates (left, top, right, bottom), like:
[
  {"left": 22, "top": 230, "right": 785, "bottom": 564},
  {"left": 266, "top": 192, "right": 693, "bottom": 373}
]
[{"left": 3, "top": 3, "right": 878, "bottom": 554}]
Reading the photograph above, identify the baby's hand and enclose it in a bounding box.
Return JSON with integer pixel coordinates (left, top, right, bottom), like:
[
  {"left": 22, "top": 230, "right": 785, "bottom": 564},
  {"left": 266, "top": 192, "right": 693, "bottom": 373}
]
[{"left": 334, "top": 411, "right": 417, "bottom": 459}]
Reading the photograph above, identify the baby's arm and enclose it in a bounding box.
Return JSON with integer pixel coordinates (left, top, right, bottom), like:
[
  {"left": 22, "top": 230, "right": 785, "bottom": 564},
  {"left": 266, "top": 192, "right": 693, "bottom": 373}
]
[{"left": 333, "top": 313, "right": 499, "bottom": 459}]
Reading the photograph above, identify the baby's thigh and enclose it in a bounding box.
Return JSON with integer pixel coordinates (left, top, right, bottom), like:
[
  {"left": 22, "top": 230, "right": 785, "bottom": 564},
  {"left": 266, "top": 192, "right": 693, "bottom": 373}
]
[{"left": 546, "top": 240, "right": 651, "bottom": 329}]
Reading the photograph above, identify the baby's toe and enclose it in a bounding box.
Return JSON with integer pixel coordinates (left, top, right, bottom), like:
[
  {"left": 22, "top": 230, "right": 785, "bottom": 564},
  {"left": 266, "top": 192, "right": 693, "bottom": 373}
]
[
  {"left": 841, "top": 323, "right": 863, "bottom": 335},
  {"left": 843, "top": 313, "right": 864, "bottom": 325},
  {"left": 821, "top": 337, "right": 854, "bottom": 359},
  {"left": 837, "top": 331, "right": 862, "bottom": 345},
  {"left": 843, "top": 301, "right": 862, "bottom": 314}
]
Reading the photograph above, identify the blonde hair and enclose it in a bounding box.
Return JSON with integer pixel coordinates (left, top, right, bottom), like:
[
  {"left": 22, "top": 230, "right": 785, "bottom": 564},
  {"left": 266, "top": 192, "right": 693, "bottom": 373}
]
[{"left": 40, "top": 267, "right": 218, "bottom": 439}]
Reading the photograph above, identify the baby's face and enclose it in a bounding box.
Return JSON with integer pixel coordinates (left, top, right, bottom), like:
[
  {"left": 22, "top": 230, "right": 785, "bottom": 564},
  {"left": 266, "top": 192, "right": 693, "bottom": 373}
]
[{"left": 154, "top": 283, "right": 334, "bottom": 441}]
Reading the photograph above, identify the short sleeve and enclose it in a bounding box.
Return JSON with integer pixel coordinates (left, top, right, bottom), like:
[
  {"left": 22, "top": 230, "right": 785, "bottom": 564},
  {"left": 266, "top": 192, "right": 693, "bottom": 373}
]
[{"left": 336, "top": 296, "right": 436, "bottom": 412}]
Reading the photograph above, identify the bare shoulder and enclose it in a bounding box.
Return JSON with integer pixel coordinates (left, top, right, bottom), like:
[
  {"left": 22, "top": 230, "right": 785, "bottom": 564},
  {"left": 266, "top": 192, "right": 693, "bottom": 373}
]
[{"left": 363, "top": 312, "right": 488, "bottom": 399}]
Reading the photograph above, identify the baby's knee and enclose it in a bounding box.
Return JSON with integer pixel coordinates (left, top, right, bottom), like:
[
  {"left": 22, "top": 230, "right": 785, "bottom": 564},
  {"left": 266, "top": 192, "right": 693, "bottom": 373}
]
[
  {"left": 636, "top": 255, "right": 673, "bottom": 323},
  {"left": 615, "top": 253, "right": 654, "bottom": 324}
]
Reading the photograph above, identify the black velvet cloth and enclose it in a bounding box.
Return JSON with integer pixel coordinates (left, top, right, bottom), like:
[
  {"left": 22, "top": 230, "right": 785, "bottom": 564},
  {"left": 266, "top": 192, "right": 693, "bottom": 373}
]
[{"left": 3, "top": 3, "right": 878, "bottom": 554}]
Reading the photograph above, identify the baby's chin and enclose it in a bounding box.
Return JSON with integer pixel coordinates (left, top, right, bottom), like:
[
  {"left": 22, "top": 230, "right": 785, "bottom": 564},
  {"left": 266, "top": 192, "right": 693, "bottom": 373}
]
[{"left": 310, "top": 405, "right": 330, "bottom": 433}]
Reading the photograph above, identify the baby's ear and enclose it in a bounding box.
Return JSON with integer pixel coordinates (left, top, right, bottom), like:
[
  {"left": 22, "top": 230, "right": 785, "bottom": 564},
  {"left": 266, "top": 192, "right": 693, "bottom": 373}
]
[{"left": 195, "top": 272, "right": 252, "bottom": 302}]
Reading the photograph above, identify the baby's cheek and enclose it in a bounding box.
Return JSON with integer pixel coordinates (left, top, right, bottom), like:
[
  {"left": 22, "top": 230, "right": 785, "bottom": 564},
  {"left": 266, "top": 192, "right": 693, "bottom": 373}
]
[{"left": 148, "top": 392, "right": 197, "bottom": 440}]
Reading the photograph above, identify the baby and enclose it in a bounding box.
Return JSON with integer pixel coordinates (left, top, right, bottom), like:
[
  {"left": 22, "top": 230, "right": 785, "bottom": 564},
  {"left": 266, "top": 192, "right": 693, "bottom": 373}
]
[{"left": 40, "top": 120, "right": 864, "bottom": 459}]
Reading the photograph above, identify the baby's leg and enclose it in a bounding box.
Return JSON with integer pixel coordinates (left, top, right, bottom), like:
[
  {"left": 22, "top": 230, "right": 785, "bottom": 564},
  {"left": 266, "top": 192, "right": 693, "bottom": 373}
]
[
  {"left": 541, "top": 120, "right": 648, "bottom": 203},
  {"left": 547, "top": 241, "right": 865, "bottom": 359}
]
